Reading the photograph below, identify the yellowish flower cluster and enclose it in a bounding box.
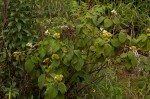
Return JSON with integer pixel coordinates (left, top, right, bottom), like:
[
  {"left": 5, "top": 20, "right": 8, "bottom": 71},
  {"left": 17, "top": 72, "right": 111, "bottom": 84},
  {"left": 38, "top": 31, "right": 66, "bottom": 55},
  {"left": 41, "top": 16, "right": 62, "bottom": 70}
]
[
  {"left": 43, "top": 58, "right": 50, "bottom": 63},
  {"left": 54, "top": 74, "right": 63, "bottom": 82},
  {"left": 111, "top": 9, "right": 117, "bottom": 15},
  {"left": 102, "top": 32, "right": 112, "bottom": 38},
  {"left": 44, "top": 30, "right": 50, "bottom": 36},
  {"left": 51, "top": 54, "right": 59, "bottom": 60},
  {"left": 13, "top": 51, "right": 24, "bottom": 57},
  {"left": 146, "top": 28, "right": 150, "bottom": 33},
  {"left": 53, "top": 33, "right": 60, "bottom": 39},
  {"left": 26, "top": 42, "right": 33, "bottom": 48}
]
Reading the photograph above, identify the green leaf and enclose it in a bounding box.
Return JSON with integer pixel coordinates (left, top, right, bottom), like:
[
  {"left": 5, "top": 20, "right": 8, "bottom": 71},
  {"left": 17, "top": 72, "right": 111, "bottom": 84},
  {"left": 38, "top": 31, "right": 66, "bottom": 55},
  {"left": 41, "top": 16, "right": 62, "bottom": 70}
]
[
  {"left": 127, "top": 51, "right": 135, "bottom": 60},
  {"left": 38, "top": 47, "right": 46, "bottom": 58},
  {"left": 138, "top": 34, "right": 148, "bottom": 42},
  {"left": 130, "top": 38, "right": 137, "bottom": 45},
  {"left": 97, "top": 16, "right": 105, "bottom": 26},
  {"left": 31, "top": 56, "right": 39, "bottom": 63},
  {"left": 119, "top": 31, "right": 126, "bottom": 43},
  {"left": 138, "top": 41, "right": 147, "bottom": 48},
  {"left": 74, "top": 57, "right": 84, "bottom": 71},
  {"left": 110, "top": 38, "right": 120, "bottom": 47},
  {"left": 46, "top": 77, "right": 53, "bottom": 83},
  {"left": 127, "top": 51, "right": 138, "bottom": 66},
  {"left": 63, "top": 51, "right": 74, "bottom": 66},
  {"left": 25, "top": 59, "right": 34, "bottom": 73},
  {"left": 50, "top": 39, "right": 60, "bottom": 53},
  {"left": 96, "top": 46, "right": 104, "bottom": 54},
  {"left": 113, "top": 17, "right": 120, "bottom": 25},
  {"left": 45, "top": 84, "right": 58, "bottom": 99},
  {"left": 92, "top": 16, "right": 97, "bottom": 26},
  {"left": 38, "top": 74, "right": 45, "bottom": 89},
  {"left": 71, "top": 55, "right": 78, "bottom": 64},
  {"left": 74, "top": 50, "right": 81, "bottom": 57},
  {"left": 51, "top": 60, "right": 60, "bottom": 68},
  {"left": 104, "top": 18, "right": 113, "bottom": 28},
  {"left": 95, "top": 38, "right": 105, "bottom": 46},
  {"left": 8, "top": 21, "right": 13, "bottom": 27},
  {"left": 125, "top": 59, "right": 132, "bottom": 69},
  {"left": 58, "top": 82, "right": 67, "bottom": 94},
  {"left": 120, "top": 53, "right": 127, "bottom": 58},
  {"left": 104, "top": 44, "right": 114, "bottom": 56},
  {"left": 131, "top": 58, "right": 138, "bottom": 66},
  {"left": 16, "top": 23, "right": 21, "bottom": 31}
]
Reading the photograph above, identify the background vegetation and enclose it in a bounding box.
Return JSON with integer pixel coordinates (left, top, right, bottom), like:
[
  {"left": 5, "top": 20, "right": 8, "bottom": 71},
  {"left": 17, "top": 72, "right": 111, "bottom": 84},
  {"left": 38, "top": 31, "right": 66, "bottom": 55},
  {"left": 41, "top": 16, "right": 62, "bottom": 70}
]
[{"left": 0, "top": 0, "right": 150, "bottom": 99}]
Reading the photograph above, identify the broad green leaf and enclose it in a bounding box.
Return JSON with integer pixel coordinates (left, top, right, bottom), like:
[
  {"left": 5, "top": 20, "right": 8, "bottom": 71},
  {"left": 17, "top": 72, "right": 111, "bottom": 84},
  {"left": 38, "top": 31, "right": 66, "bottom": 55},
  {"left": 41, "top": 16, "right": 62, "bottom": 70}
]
[
  {"left": 97, "top": 16, "right": 105, "bottom": 26},
  {"left": 96, "top": 46, "right": 104, "bottom": 54},
  {"left": 127, "top": 51, "right": 138, "bottom": 66},
  {"left": 38, "top": 47, "right": 46, "bottom": 58},
  {"left": 104, "top": 44, "right": 114, "bottom": 56},
  {"left": 104, "top": 18, "right": 113, "bottom": 28},
  {"left": 137, "top": 40, "right": 147, "bottom": 48},
  {"left": 50, "top": 60, "right": 60, "bottom": 68},
  {"left": 31, "top": 56, "right": 39, "bottom": 63},
  {"left": 125, "top": 59, "right": 132, "bottom": 69},
  {"left": 46, "top": 77, "right": 53, "bottom": 83},
  {"left": 16, "top": 23, "right": 21, "bottom": 31},
  {"left": 119, "top": 31, "right": 126, "bottom": 43},
  {"left": 38, "top": 74, "right": 45, "bottom": 89},
  {"left": 113, "top": 17, "right": 120, "bottom": 25},
  {"left": 95, "top": 38, "right": 105, "bottom": 46},
  {"left": 110, "top": 38, "right": 120, "bottom": 47},
  {"left": 45, "top": 84, "right": 58, "bottom": 99},
  {"left": 120, "top": 53, "right": 127, "bottom": 58},
  {"left": 50, "top": 40, "right": 60, "bottom": 53},
  {"left": 127, "top": 51, "right": 135, "bottom": 60},
  {"left": 131, "top": 58, "right": 138, "bottom": 66},
  {"left": 76, "top": 39, "right": 87, "bottom": 48},
  {"left": 63, "top": 51, "right": 74, "bottom": 66},
  {"left": 58, "top": 82, "right": 67, "bottom": 94},
  {"left": 92, "top": 16, "right": 97, "bottom": 26},
  {"left": 74, "top": 57, "right": 84, "bottom": 71},
  {"left": 130, "top": 38, "right": 137, "bottom": 45},
  {"left": 8, "top": 21, "right": 13, "bottom": 27},
  {"left": 25, "top": 59, "right": 34, "bottom": 73},
  {"left": 74, "top": 50, "right": 81, "bottom": 57},
  {"left": 138, "top": 34, "right": 148, "bottom": 42},
  {"left": 127, "top": 34, "right": 131, "bottom": 41},
  {"left": 71, "top": 55, "right": 78, "bottom": 64}
]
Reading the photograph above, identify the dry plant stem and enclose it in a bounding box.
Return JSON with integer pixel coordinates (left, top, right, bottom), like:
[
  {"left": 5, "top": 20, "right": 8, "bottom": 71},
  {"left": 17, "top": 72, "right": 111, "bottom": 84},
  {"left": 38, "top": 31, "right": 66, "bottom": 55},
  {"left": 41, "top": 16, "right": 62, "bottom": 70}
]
[{"left": 88, "top": 63, "right": 107, "bottom": 74}]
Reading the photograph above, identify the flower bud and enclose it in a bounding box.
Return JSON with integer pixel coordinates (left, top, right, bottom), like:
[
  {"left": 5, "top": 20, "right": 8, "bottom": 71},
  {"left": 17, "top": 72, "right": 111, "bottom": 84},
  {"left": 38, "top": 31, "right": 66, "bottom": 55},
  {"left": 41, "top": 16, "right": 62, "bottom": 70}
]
[
  {"left": 51, "top": 54, "right": 59, "bottom": 60},
  {"left": 54, "top": 74, "right": 63, "bottom": 82}
]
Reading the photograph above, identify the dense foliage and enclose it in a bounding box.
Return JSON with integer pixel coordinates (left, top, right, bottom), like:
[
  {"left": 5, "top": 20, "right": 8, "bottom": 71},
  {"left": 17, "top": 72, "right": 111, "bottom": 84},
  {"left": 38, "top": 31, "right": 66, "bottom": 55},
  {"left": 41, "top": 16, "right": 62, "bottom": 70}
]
[{"left": 0, "top": 0, "right": 150, "bottom": 99}]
